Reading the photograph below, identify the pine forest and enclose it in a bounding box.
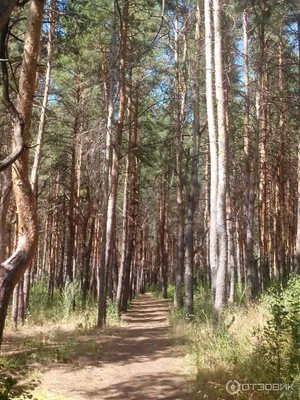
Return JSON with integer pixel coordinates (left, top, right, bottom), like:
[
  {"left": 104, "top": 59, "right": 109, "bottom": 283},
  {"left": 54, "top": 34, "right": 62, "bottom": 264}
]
[{"left": 0, "top": 1, "right": 300, "bottom": 399}]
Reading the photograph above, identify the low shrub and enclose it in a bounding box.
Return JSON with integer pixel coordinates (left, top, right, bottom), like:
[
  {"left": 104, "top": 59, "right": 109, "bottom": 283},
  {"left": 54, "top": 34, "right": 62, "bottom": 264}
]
[
  {"left": 170, "top": 276, "right": 300, "bottom": 399},
  {"left": 0, "top": 359, "right": 40, "bottom": 400}
]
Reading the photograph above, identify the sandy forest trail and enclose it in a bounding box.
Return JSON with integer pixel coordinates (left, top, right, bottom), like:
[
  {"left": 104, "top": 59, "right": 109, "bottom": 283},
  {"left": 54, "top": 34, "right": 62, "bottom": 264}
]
[{"left": 41, "top": 294, "right": 192, "bottom": 400}]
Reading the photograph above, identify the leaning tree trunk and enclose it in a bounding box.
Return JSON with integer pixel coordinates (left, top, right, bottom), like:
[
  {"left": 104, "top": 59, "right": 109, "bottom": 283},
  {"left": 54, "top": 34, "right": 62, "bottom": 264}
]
[
  {"left": 22, "top": 0, "right": 57, "bottom": 317},
  {"left": 0, "top": 0, "right": 45, "bottom": 345}
]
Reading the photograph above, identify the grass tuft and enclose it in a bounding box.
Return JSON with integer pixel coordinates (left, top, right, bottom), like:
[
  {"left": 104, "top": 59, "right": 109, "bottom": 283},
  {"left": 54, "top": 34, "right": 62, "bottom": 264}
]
[{"left": 169, "top": 277, "right": 300, "bottom": 400}]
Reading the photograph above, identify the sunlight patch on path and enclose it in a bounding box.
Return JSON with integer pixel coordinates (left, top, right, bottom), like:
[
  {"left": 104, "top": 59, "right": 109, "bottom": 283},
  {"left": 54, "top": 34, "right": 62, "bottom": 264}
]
[{"left": 40, "top": 294, "right": 191, "bottom": 400}]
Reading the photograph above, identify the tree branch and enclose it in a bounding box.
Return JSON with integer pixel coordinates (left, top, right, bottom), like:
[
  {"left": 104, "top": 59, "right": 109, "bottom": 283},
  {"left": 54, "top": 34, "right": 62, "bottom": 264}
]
[{"left": 0, "top": 19, "right": 26, "bottom": 172}]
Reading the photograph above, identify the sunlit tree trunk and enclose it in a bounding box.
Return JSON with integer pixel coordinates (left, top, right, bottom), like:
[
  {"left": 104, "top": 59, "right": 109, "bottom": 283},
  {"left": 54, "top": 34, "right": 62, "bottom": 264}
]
[
  {"left": 243, "top": 8, "right": 259, "bottom": 298},
  {"left": 213, "top": 0, "right": 227, "bottom": 311},
  {"left": 184, "top": 0, "right": 201, "bottom": 315},
  {"left": 205, "top": 0, "right": 218, "bottom": 300},
  {"left": 103, "top": 0, "right": 129, "bottom": 323},
  {"left": 226, "top": 188, "right": 235, "bottom": 303},
  {"left": 295, "top": 17, "right": 300, "bottom": 273},
  {"left": 159, "top": 181, "right": 169, "bottom": 299},
  {"left": 121, "top": 80, "right": 138, "bottom": 312},
  {"left": 277, "top": 27, "right": 286, "bottom": 282},
  {"left": 116, "top": 76, "right": 132, "bottom": 313},
  {"left": 174, "top": 4, "right": 187, "bottom": 310},
  {"left": 57, "top": 194, "right": 66, "bottom": 289},
  {"left": 0, "top": 0, "right": 45, "bottom": 345},
  {"left": 258, "top": 0, "right": 269, "bottom": 292},
  {"left": 98, "top": 2, "right": 116, "bottom": 325},
  {"left": 24, "top": 3, "right": 56, "bottom": 313},
  {"left": 12, "top": 282, "right": 19, "bottom": 329}
]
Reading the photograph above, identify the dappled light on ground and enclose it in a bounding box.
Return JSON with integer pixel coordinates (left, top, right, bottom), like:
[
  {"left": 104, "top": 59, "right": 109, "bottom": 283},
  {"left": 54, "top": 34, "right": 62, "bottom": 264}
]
[{"left": 39, "top": 294, "right": 191, "bottom": 399}]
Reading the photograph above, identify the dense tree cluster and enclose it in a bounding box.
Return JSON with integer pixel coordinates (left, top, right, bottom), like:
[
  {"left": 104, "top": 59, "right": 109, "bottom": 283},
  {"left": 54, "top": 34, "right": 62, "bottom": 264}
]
[{"left": 0, "top": 0, "right": 300, "bottom": 343}]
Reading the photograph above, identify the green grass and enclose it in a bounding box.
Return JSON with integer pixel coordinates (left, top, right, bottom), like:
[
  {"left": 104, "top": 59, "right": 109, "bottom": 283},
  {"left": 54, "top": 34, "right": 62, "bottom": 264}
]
[
  {"left": 2, "top": 280, "right": 123, "bottom": 400},
  {"left": 170, "top": 277, "right": 300, "bottom": 400},
  {"left": 145, "top": 283, "right": 175, "bottom": 300}
]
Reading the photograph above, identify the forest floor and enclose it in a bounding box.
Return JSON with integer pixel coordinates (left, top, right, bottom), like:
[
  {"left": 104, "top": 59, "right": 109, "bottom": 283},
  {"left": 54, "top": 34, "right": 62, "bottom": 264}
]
[{"left": 2, "top": 294, "right": 194, "bottom": 400}]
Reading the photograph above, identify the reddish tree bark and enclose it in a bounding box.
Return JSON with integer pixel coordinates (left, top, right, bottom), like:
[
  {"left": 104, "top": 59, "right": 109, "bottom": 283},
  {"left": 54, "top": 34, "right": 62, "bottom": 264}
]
[{"left": 0, "top": 0, "right": 45, "bottom": 345}]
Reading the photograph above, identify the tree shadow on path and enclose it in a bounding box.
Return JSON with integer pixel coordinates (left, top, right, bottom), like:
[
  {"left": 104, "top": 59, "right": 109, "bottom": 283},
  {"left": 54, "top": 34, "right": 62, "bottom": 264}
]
[{"left": 40, "top": 294, "right": 192, "bottom": 400}]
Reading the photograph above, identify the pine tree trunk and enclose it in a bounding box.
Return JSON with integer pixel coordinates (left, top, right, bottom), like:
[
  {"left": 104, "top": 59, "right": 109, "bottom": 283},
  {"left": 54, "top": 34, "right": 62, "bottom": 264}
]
[
  {"left": 205, "top": 0, "right": 218, "bottom": 299},
  {"left": 277, "top": 29, "right": 286, "bottom": 282},
  {"left": 12, "top": 282, "right": 19, "bottom": 329},
  {"left": 0, "top": 169, "right": 11, "bottom": 262},
  {"left": 226, "top": 188, "right": 235, "bottom": 303},
  {"left": 116, "top": 126, "right": 130, "bottom": 313},
  {"left": 66, "top": 82, "right": 83, "bottom": 282},
  {"left": 296, "top": 18, "right": 300, "bottom": 273},
  {"left": 18, "top": 276, "right": 25, "bottom": 324},
  {"left": 102, "top": 0, "right": 129, "bottom": 324},
  {"left": 23, "top": 266, "right": 31, "bottom": 317},
  {"left": 122, "top": 82, "right": 138, "bottom": 311},
  {"left": 243, "top": 9, "right": 259, "bottom": 298},
  {"left": 213, "top": 0, "right": 227, "bottom": 312},
  {"left": 184, "top": 0, "right": 201, "bottom": 315},
  {"left": 258, "top": 0, "right": 269, "bottom": 291},
  {"left": 0, "top": 0, "right": 45, "bottom": 345},
  {"left": 57, "top": 194, "right": 66, "bottom": 289},
  {"left": 174, "top": 4, "right": 187, "bottom": 310},
  {"left": 82, "top": 218, "right": 95, "bottom": 308},
  {"left": 98, "top": 7, "right": 116, "bottom": 323},
  {"left": 160, "top": 187, "right": 168, "bottom": 299},
  {"left": 30, "top": 0, "right": 56, "bottom": 195}
]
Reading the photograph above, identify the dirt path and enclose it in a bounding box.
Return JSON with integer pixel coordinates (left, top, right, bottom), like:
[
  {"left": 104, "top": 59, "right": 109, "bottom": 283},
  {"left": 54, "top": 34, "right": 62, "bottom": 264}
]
[{"left": 41, "top": 294, "right": 191, "bottom": 400}]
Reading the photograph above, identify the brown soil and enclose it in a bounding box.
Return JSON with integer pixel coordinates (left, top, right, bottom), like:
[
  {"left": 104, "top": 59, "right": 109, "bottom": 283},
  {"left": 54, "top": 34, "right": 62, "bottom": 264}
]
[{"left": 40, "top": 294, "right": 192, "bottom": 400}]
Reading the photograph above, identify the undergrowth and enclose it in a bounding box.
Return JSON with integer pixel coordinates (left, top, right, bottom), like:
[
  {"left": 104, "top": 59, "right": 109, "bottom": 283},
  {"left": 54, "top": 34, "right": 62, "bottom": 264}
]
[
  {"left": 169, "top": 276, "right": 300, "bottom": 400},
  {"left": 23, "top": 279, "right": 117, "bottom": 326},
  {"left": 0, "top": 361, "right": 40, "bottom": 400},
  {"left": 145, "top": 283, "right": 175, "bottom": 300},
  {"left": 2, "top": 279, "right": 122, "bottom": 400}
]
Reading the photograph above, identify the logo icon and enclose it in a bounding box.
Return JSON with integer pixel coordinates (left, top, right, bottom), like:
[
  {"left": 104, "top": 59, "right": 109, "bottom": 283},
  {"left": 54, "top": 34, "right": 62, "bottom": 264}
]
[{"left": 226, "top": 380, "right": 241, "bottom": 395}]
